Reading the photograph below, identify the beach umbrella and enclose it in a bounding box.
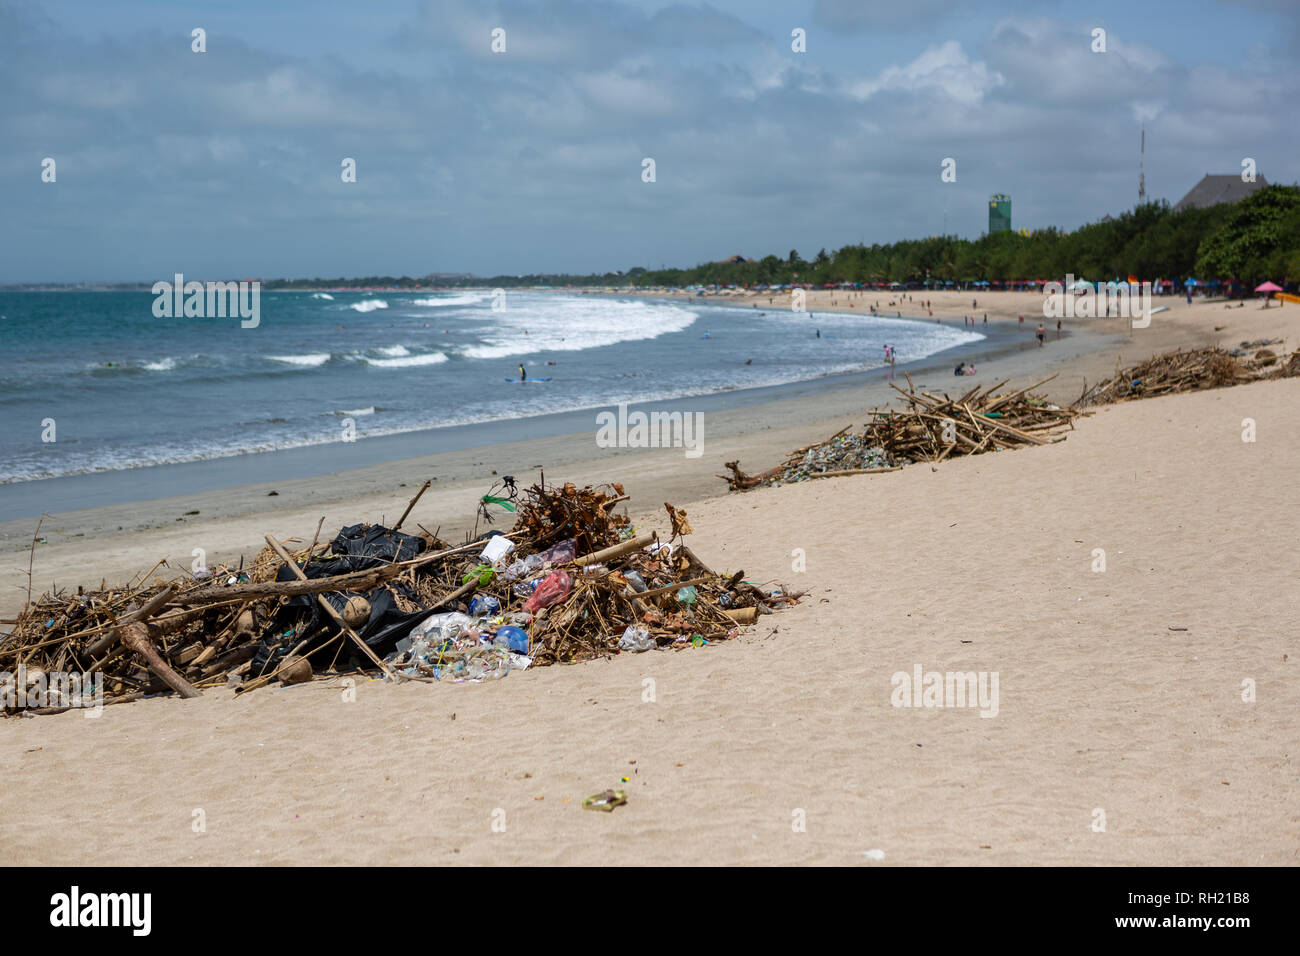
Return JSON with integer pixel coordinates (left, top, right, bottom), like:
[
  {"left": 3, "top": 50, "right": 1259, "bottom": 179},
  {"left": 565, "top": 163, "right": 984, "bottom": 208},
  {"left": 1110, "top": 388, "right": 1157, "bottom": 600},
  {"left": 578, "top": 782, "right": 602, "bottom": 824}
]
[
  {"left": 1256, "top": 281, "right": 1282, "bottom": 292},
  {"left": 1185, "top": 278, "right": 1200, "bottom": 286}
]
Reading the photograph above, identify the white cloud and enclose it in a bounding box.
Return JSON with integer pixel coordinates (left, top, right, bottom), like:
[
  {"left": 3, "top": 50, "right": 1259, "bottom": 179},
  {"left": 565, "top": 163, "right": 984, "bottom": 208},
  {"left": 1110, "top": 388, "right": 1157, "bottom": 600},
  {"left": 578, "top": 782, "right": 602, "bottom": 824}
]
[{"left": 848, "top": 42, "right": 1004, "bottom": 106}]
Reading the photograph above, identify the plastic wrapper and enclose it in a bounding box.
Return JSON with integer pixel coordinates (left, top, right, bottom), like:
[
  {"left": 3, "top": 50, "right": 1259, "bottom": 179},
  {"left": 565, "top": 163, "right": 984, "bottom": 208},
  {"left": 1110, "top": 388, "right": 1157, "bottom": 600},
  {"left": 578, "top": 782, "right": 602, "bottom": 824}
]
[{"left": 523, "top": 570, "right": 573, "bottom": 614}]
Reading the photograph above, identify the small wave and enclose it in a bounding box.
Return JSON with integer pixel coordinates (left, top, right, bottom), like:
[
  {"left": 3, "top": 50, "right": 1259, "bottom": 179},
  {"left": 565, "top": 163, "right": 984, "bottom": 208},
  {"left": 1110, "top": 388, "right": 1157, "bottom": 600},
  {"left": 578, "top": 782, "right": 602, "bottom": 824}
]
[
  {"left": 375, "top": 345, "right": 410, "bottom": 357},
  {"left": 337, "top": 406, "right": 376, "bottom": 417},
  {"left": 455, "top": 297, "right": 699, "bottom": 360},
  {"left": 268, "top": 353, "right": 331, "bottom": 367},
  {"left": 143, "top": 358, "right": 176, "bottom": 371},
  {"left": 408, "top": 293, "right": 485, "bottom": 307},
  {"left": 350, "top": 299, "right": 388, "bottom": 313},
  {"left": 311, "top": 292, "right": 335, "bottom": 300},
  {"left": 363, "top": 351, "right": 449, "bottom": 368}
]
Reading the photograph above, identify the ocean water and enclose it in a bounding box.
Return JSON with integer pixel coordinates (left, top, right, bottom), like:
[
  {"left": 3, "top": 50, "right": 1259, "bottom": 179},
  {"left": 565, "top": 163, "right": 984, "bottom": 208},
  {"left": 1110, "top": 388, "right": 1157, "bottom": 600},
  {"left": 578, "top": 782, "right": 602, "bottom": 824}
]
[{"left": 0, "top": 290, "right": 982, "bottom": 483}]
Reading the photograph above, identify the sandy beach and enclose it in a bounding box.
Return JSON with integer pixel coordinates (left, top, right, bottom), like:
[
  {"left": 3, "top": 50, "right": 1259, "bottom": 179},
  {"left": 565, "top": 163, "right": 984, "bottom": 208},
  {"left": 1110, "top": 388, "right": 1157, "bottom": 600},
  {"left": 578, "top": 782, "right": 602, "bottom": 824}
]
[{"left": 1, "top": 290, "right": 1296, "bottom": 866}]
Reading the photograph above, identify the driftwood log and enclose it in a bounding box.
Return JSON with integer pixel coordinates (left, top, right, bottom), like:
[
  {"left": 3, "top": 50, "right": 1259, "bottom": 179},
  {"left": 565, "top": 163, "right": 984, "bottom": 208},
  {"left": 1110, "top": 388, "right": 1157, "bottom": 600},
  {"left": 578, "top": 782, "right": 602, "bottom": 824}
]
[{"left": 118, "top": 620, "right": 202, "bottom": 700}]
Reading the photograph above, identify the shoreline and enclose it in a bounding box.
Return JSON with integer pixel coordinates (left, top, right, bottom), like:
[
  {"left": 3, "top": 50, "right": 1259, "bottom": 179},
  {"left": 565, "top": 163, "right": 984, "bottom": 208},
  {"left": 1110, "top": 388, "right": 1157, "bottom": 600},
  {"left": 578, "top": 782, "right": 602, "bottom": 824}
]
[
  {"left": 0, "top": 309, "right": 1022, "bottom": 519},
  {"left": 1, "top": 289, "right": 1292, "bottom": 618}
]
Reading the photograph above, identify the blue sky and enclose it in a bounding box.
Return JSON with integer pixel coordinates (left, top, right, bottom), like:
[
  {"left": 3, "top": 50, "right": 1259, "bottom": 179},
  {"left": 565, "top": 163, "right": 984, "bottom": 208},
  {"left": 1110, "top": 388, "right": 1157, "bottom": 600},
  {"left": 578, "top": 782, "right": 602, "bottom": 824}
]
[{"left": 3, "top": 0, "right": 1297, "bottom": 282}]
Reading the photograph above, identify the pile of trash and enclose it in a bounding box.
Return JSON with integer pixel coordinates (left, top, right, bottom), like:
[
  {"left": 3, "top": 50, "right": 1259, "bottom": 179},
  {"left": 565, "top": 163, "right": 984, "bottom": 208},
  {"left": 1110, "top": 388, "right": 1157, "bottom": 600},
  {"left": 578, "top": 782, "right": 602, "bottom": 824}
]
[
  {"left": 1, "top": 480, "right": 797, "bottom": 714},
  {"left": 722, "top": 342, "right": 1300, "bottom": 493},
  {"left": 720, "top": 373, "right": 1078, "bottom": 490},
  {"left": 1076, "top": 345, "right": 1300, "bottom": 406}
]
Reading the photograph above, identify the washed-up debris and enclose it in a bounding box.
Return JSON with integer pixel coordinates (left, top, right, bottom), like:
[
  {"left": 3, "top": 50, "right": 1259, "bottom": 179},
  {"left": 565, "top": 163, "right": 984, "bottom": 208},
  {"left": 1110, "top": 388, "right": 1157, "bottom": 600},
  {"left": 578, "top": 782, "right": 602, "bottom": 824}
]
[
  {"left": 582, "top": 789, "right": 628, "bottom": 812},
  {"left": 1, "top": 480, "right": 797, "bottom": 713},
  {"left": 722, "top": 342, "right": 1300, "bottom": 493},
  {"left": 1077, "top": 345, "right": 1300, "bottom": 405},
  {"left": 1079, "top": 347, "right": 1249, "bottom": 403},
  {"left": 720, "top": 373, "right": 1078, "bottom": 490}
]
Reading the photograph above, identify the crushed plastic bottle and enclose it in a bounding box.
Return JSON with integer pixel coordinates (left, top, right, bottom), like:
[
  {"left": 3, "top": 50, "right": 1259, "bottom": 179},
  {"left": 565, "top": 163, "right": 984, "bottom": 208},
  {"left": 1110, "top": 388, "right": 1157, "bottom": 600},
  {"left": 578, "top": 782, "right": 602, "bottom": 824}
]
[
  {"left": 618, "top": 625, "right": 654, "bottom": 652},
  {"left": 468, "top": 594, "right": 501, "bottom": 617},
  {"left": 503, "top": 538, "right": 577, "bottom": 581},
  {"left": 408, "top": 612, "right": 476, "bottom": 649},
  {"left": 675, "top": 585, "right": 698, "bottom": 605},
  {"left": 623, "top": 570, "right": 647, "bottom": 593},
  {"left": 512, "top": 577, "right": 541, "bottom": 598}
]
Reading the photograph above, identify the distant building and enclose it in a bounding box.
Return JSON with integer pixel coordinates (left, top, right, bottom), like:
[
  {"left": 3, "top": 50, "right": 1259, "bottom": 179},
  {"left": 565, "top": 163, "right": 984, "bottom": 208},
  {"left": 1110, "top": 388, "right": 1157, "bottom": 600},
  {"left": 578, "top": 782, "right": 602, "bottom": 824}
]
[
  {"left": 988, "top": 194, "right": 1011, "bottom": 234},
  {"left": 1173, "top": 174, "right": 1268, "bottom": 212}
]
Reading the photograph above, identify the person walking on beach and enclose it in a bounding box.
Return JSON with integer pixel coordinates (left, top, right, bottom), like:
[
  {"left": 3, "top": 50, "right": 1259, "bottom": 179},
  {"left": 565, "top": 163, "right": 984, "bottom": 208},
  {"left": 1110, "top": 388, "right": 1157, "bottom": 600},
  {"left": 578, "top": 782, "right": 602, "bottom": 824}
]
[
  {"left": 1036, "top": 324, "right": 1045, "bottom": 347},
  {"left": 518, "top": 363, "right": 527, "bottom": 382}
]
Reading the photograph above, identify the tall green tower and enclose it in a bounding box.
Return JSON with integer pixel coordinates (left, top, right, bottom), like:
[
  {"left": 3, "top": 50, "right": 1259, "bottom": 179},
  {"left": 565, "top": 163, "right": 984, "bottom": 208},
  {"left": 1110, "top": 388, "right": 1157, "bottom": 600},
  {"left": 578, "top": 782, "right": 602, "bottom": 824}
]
[{"left": 988, "top": 194, "right": 1011, "bottom": 234}]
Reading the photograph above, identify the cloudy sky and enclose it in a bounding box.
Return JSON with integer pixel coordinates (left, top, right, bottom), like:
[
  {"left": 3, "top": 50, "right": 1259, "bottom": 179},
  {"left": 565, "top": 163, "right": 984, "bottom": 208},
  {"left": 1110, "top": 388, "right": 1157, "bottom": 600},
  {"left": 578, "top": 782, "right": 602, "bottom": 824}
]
[{"left": 2, "top": 0, "right": 1297, "bottom": 282}]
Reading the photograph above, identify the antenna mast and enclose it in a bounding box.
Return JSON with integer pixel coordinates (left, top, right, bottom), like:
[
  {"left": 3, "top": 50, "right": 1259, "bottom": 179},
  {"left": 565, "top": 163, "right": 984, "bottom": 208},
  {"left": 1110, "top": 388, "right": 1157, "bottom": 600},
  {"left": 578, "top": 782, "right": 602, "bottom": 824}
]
[{"left": 1138, "top": 127, "right": 1146, "bottom": 203}]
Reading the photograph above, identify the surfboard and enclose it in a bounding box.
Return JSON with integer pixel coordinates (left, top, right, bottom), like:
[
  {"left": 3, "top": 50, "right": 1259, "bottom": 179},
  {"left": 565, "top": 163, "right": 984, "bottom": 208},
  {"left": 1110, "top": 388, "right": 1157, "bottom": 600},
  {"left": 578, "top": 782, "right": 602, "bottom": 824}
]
[{"left": 504, "top": 377, "right": 551, "bottom": 383}]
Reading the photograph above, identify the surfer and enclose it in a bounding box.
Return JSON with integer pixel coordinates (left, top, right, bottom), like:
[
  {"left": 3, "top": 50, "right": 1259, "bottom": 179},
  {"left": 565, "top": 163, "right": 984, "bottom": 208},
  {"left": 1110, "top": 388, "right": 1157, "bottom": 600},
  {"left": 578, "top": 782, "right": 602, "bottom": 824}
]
[{"left": 518, "top": 363, "right": 527, "bottom": 382}]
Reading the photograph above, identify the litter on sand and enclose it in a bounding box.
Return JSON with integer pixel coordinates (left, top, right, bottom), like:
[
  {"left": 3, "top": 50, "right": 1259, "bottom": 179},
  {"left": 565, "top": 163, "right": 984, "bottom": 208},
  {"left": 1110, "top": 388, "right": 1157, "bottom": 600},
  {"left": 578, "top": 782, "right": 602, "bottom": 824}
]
[
  {"left": 582, "top": 790, "right": 628, "bottom": 812},
  {"left": 721, "top": 344, "right": 1300, "bottom": 492},
  {"left": 1, "top": 478, "right": 798, "bottom": 714}
]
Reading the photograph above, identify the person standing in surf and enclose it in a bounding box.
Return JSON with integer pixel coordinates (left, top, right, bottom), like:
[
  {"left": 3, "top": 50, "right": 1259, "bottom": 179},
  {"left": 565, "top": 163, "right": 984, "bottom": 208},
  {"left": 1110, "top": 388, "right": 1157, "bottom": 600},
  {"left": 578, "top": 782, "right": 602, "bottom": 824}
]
[{"left": 518, "top": 363, "right": 527, "bottom": 382}]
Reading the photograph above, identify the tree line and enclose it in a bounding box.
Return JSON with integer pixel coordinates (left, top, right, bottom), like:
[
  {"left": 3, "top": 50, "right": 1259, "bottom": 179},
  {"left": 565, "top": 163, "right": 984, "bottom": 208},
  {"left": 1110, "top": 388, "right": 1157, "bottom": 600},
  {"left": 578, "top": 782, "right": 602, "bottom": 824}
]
[
  {"left": 620, "top": 185, "right": 1300, "bottom": 289},
  {"left": 259, "top": 184, "right": 1300, "bottom": 290}
]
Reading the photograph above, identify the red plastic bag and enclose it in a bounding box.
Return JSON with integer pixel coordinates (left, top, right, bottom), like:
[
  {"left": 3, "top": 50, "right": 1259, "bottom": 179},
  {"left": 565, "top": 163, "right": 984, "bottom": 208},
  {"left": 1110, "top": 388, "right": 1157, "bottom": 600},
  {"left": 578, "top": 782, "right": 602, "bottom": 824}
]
[{"left": 523, "top": 570, "right": 572, "bottom": 614}]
